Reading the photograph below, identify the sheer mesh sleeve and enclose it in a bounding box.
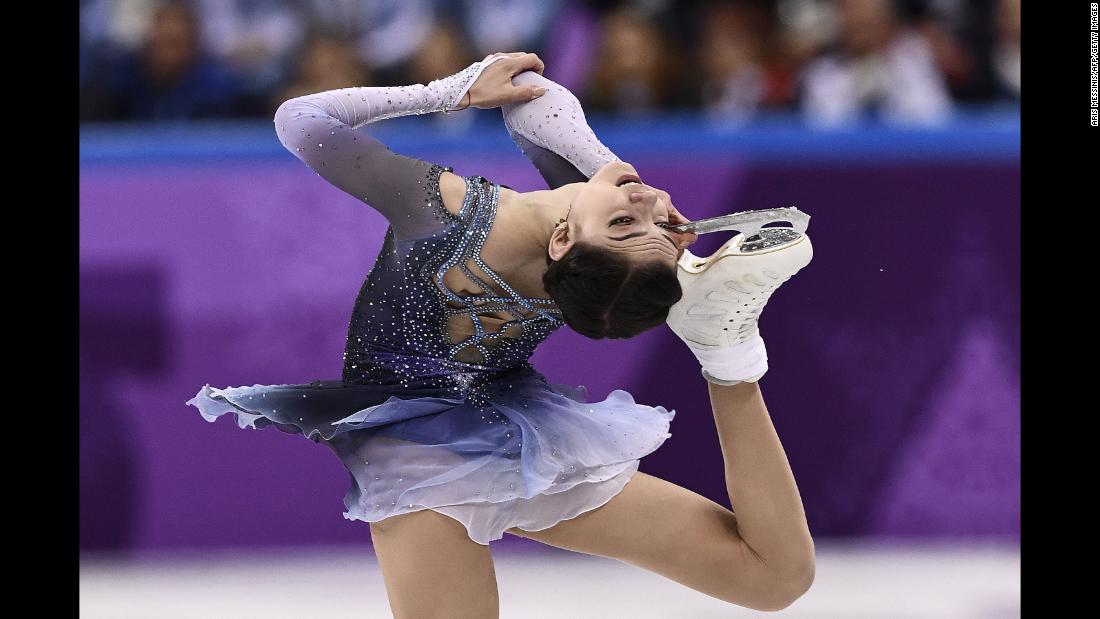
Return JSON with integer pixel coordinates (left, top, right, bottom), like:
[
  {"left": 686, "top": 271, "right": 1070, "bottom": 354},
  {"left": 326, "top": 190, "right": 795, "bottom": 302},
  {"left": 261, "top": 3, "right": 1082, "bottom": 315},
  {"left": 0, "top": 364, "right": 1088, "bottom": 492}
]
[
  {"left": 501, "top": 71, "right": 621, "bottom": 189},
  {"left": 273, "top": 59, "right": 501, "bottom": 241}
]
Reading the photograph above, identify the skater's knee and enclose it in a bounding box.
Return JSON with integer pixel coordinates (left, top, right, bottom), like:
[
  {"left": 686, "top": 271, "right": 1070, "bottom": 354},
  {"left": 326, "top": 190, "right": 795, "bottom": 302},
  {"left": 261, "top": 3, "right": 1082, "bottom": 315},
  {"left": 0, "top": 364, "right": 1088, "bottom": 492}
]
[{"left": 743, "top": 557, "right": 815, "bottom": 612}]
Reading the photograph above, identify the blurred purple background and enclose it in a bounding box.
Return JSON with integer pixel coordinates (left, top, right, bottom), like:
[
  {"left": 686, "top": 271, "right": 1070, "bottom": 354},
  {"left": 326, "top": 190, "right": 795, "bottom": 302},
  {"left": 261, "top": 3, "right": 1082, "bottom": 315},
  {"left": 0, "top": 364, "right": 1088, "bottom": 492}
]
[{"left": 80, "top": 115, "right": 1019, "bottom": 553}]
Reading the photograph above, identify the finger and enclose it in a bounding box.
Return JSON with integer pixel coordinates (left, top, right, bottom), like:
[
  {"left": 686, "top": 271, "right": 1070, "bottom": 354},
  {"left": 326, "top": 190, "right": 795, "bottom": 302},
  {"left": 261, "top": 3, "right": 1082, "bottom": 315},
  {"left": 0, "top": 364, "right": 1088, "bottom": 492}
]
[
  {"left": 669, "top": 205, "right": 690, "bottom": 224},
  {"left": 513, "top": 84, "right": 548, "bottom": 101},
  {"left": 510, "top": 52, "right": 545, "bottom": 76},
  {"left": 671, "top": 230, "right": 695, "bottom": 250},
  {"left": 671, "top": 229, "right": 697, "bottom": 248},
  {"left": 526, "top": 53, "right": 545, "bottom": 74},
  {"left": 504, "top": 51, "right": 534, "bottom": 64}
]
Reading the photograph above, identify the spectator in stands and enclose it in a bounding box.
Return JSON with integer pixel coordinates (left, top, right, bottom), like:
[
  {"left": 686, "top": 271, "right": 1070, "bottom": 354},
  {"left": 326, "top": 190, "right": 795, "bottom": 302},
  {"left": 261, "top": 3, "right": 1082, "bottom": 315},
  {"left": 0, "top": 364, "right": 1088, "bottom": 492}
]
[
  {"left": 696, "top": 1, "right": 769, "bottom": 122},
  {"left": 404, "top": 19, "right": 483, "bottom": 132},
  {"left": 196, "top": 0, "right": 305, "bottom": 116},
  {"left": 81, "top": 0, "right": 164, "bottom": 119},
  {"left": 273, "top": 32, "right": 370, "bottom": 107},
  {"left": 990, "top": 0, "right": 1019, "bottom": 100},
  {"left": 799, "top": 0, "right": 953, "bottom": 126},
  {"left": 450, "top": 0, "right": 561, "bottom": 60},
  {"left": 904, "top": 0, "right": 997, "bottom": 104},
  {"left": 584, "top": 7, "right": 687, "bottom": 115},
  {"left": 409, "top": 20, "right": 477, "bottom": 87},
  {"left": 302, "top": 0, "right": 436, "bottom": 86},
  {"left": 774, "top": 0, "right": 837, "bottom": 68},
  {"left": 81, "top": 0, "right": 243, "bottom": 121},
  {"left": 83, "top": 0, "right": 165, "bottom": 51},
  {"left": 82, "top": 1, "right": 123, "bottom": 118},
  {"left": 81, "top": 0, "right": 112, "bottom": 87}
]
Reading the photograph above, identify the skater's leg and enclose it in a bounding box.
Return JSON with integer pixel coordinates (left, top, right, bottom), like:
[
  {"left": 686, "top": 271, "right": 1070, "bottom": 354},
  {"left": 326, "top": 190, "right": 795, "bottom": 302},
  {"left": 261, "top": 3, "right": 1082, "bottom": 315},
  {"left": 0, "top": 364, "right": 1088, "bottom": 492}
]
[
  {"left": 371, "top": 509, "right": 500, "bottom": 619},
  {"left": 507, "top": 381, "right": 814, "bottom": 612}
]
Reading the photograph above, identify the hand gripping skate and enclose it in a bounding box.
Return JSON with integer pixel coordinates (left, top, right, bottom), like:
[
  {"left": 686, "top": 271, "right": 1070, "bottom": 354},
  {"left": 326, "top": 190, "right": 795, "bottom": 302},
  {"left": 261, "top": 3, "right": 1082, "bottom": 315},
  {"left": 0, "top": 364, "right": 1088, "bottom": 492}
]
[{"left": 666, "top": 208, "right": 813, "bottom": 385}]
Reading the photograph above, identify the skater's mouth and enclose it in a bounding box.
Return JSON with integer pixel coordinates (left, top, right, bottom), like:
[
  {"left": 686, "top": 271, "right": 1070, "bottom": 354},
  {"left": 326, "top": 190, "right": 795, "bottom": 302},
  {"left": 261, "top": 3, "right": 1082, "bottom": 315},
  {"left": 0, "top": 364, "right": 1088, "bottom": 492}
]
[{"left": 615, "top": 174, "right": 643, "bottom": 187}]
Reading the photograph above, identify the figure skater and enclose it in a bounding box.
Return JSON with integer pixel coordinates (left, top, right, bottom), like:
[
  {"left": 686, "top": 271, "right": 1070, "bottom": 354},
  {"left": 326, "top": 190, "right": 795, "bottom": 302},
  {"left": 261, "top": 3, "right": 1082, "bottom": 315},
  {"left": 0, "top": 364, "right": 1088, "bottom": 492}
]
[{"left": 188, "top": 52, "right": 815, "bottom": 616}]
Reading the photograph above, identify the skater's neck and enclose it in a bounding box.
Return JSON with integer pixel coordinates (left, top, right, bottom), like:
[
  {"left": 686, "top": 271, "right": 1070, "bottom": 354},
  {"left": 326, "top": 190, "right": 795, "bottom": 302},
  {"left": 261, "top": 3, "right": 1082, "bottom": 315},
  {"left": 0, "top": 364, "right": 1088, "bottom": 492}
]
[{"left": 494, "top": 183, "right": 584, "bottom": 288}]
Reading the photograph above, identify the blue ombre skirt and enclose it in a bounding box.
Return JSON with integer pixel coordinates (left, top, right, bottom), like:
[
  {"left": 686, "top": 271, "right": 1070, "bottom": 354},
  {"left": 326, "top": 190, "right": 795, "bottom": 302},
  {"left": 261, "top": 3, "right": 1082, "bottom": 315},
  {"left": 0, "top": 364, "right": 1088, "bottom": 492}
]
[{"left": 187, "top": 366, "right": 674, "bottom": 545}]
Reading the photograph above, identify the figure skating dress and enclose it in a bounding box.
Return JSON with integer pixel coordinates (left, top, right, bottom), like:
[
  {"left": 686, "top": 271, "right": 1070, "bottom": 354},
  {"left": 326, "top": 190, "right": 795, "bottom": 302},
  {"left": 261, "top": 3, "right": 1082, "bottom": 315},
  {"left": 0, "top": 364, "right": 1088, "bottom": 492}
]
[{"left": 187, "top": 61, "right": 675, "bottom": 545}]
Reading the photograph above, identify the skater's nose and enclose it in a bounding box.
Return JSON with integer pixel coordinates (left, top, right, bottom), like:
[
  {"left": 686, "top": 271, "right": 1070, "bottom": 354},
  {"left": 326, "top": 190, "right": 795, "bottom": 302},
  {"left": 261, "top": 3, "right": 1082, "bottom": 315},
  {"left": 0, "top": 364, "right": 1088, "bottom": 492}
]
[{"left": 628, "top": 189, "right": 659, "bottom": 207}]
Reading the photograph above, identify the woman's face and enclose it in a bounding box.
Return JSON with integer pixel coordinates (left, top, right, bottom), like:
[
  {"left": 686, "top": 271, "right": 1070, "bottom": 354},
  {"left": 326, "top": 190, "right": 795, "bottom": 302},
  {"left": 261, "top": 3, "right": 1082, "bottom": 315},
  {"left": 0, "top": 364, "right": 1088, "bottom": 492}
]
[{"left": 550, "top": 161, "right": 688, "bottom": 268}]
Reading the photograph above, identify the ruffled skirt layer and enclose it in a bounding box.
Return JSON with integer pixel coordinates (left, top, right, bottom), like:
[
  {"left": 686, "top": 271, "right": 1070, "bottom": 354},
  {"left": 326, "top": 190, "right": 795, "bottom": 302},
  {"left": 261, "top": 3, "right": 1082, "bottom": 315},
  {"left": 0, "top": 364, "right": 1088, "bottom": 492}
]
[{"left": 186, "top": 367, "right": 674, "bottom": 545}]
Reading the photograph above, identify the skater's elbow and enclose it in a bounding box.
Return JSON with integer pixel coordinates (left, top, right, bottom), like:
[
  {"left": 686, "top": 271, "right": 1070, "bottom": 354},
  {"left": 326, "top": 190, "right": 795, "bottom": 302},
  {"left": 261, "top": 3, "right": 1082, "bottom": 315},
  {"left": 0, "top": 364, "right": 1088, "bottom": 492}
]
[
  {"left": 273, "top": 97, "right": 301, "bottom": 130},
  {"left": 273, "top": 97, "right": 323, "bottom": 153},
  {"left": 273, "top": 98, "right": 300, "bottom": 150}
]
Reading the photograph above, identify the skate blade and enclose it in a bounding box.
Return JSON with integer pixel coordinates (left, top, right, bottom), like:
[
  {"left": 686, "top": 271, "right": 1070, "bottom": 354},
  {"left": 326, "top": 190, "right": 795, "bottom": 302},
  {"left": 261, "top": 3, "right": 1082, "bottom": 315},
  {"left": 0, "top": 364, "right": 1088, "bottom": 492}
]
[
  {"left": 677, "top": 228, "right": 809, "bottom": 275},
  {"left": 669, "top": 206, "right": 810, "bottom": 237}
]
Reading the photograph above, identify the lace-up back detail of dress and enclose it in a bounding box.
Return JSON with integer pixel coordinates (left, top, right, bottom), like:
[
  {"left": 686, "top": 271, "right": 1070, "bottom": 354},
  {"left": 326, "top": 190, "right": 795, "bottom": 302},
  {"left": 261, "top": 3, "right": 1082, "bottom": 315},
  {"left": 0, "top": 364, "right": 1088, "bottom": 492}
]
[{"left": 342, "top": 164, "right": 564, "bottom": 405}]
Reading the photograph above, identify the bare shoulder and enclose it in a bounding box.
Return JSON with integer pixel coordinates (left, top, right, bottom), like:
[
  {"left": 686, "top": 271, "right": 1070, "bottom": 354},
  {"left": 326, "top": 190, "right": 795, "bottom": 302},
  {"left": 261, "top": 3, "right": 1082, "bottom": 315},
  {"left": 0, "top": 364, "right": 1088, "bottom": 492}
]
[{"left": 439, "top": 171, "right": 468, "bottom": 218}]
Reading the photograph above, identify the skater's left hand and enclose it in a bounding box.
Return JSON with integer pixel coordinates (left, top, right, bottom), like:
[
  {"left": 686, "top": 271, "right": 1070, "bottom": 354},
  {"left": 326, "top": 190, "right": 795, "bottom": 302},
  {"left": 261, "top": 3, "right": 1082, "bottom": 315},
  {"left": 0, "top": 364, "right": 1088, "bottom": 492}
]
[
  {"left": 655, "top": 187, "right": 698, "bottom": 251},
  {"left": 461, "top": 52, "right": 547, "bottom": 110}
]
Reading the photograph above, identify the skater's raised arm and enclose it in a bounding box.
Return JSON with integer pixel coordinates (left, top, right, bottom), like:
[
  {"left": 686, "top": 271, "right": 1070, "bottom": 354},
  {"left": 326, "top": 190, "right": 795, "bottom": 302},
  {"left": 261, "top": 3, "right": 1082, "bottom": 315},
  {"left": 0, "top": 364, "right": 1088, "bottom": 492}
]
[
  {"left": 274, "top": 53, "right": 548, "bottom": 240},
  {"left": 501, "top": 71, "right": 621, "bottom": 188}
]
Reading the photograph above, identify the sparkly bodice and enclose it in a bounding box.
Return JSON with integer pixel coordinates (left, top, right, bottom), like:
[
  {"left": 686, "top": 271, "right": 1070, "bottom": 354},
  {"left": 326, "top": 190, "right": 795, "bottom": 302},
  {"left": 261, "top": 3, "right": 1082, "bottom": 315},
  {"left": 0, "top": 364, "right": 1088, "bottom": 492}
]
[
  {"left": 342, "top": 165, "right": 564, "bottom": 401},
  {"left": 271, "top": 63, "right": 622, "bottom": 404}
]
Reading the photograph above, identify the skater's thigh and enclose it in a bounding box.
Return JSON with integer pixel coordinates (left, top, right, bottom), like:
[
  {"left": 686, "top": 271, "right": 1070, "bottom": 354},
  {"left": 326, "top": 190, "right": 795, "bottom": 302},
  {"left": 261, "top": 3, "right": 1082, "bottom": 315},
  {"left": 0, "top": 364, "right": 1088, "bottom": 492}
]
[
  {"left": 370, "top": 509, "right": 500, "bottom": 619},
  {"left": 505, "top": 471, "right": 772, "bottom": 606}
]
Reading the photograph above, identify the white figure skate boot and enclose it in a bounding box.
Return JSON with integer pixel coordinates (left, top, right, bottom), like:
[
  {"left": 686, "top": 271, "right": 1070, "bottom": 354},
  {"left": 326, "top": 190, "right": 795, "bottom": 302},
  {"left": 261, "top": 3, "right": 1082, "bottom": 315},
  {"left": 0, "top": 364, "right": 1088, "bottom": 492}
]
[{"left": 667, "top": 227, "right": 813, "bottom": 384}]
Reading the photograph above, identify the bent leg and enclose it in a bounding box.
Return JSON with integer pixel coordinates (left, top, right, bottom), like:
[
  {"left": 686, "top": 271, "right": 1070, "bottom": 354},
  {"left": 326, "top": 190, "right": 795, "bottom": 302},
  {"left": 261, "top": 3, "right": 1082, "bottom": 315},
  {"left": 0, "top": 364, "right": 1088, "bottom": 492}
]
[
  {"left": 370, "top": 509, "right": 500, "bottom": 619},
  {"left": 507, "top": 471, "right": 793, "bottom": 610},
  {"left": 506, "top": 381, "right": 814, "bottom": 612}
]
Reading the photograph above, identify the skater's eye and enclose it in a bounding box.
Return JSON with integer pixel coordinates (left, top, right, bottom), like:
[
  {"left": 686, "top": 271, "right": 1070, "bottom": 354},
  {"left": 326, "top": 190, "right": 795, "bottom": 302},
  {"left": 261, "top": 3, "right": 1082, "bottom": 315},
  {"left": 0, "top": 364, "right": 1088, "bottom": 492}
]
[{"left": 611, "top": 216, "right": 634, "bottom": 226}]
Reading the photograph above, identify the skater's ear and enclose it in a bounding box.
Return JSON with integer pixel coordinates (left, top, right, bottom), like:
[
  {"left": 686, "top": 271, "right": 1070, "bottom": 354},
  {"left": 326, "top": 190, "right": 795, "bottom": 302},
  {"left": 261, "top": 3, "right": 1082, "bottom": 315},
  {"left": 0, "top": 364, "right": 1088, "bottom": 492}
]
[{"left": 547, "top": 219, "right": 575, "bottom": 263}]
